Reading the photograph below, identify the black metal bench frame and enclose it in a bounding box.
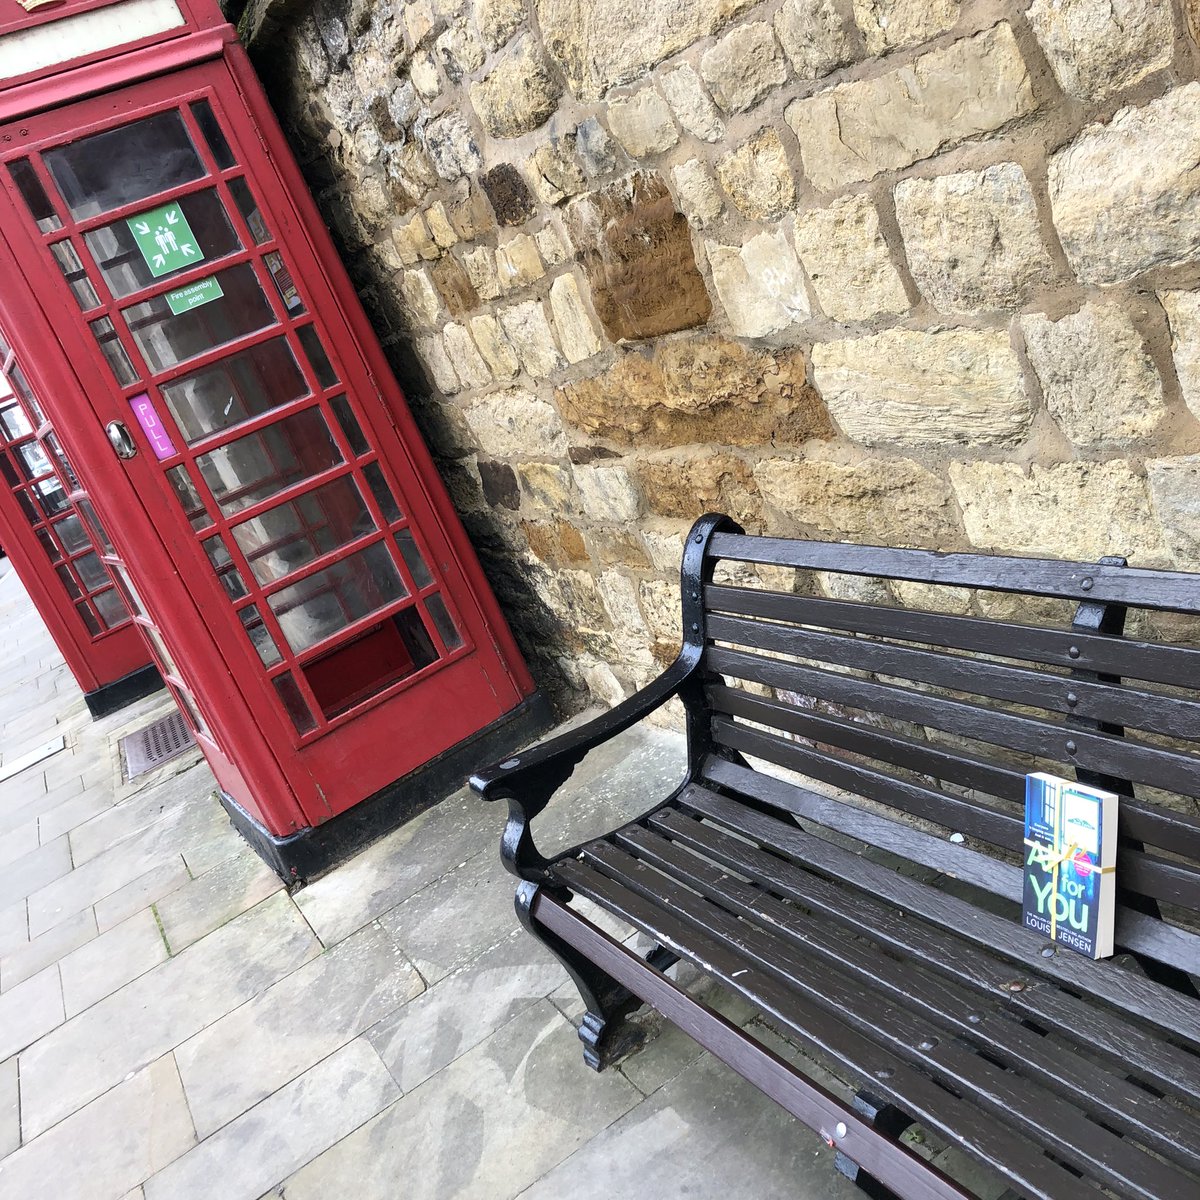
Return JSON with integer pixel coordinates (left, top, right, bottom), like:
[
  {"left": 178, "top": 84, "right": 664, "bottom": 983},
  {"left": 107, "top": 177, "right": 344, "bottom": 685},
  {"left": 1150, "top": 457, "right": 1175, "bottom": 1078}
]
[{"left": 471, "top": 514, "right": 1200, "bottom": 1200}]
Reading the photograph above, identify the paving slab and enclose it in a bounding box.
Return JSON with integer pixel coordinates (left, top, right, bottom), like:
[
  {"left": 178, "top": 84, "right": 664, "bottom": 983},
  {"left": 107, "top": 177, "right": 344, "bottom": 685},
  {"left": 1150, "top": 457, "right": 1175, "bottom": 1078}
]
[
  {"left": 0, "top": 1054, "right": 194, "bottom": 1200},
  {"left": 282, "top": 1001, "right": 643, "bottom": 1200},
  {"left": 37, "top": 788, "right": 112, "bottom": 844},
  {"left": 0, "top": 1056, "right": 17, "bottom": 1157},
  {"left": 144, "top": 1039, "right": 398, "bottom": 1200},
  {"left": 59, "top": 906, "right": 168, "bottom": 1018},
  {"left": 0, "top": 900, "right": 27, "bottom": 958},
  {"left": 0, "top": 775, "right": 82, "bottom": 837},
  {"left": 0, "top": 818, "right": 39, "bottom": 868},
  {"left": 19, "top": 891, "right": 320, "bottom": 1139},
  {"left": 0, "top": 837, "right": 73, "bottom": 911},
  {"left": 0, "top": 965, "right": 62, "bottom": 1061},
  {"left": 93, "top": 859, "right": 191, "bottom": 932},
  {"left": 174, "top": 919, "right": 423, "bottom": 1138},
  {"left": 0, "top": 905, "right": 96, "bottom": 992}
]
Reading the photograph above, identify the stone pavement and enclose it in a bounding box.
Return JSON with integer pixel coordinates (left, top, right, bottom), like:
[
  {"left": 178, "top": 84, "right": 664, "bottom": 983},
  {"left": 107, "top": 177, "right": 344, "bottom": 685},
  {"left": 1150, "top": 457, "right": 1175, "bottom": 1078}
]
[{"left": 0, "top": 555, "right": 950, "bottom": 1199}]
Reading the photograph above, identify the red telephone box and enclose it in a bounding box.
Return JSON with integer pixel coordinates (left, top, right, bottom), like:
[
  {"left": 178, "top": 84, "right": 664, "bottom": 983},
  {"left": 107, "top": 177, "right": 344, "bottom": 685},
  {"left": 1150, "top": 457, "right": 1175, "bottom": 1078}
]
[{"left": 0, "top": 0, "right": 547, "bottom": 877}]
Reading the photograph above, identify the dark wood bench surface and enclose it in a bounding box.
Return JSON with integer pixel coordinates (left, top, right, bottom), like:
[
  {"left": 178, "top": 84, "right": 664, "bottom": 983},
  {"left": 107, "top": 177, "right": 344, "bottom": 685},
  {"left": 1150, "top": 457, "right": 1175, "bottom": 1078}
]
[{"left": 472, "top": 514, "right": 1200, "bottom": 1200}]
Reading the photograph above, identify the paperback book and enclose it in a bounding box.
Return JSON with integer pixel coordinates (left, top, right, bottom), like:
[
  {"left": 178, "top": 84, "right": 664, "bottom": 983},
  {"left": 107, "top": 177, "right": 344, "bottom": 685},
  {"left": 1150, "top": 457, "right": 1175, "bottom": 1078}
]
[{"left": 1022, "top": 772, "right": 1118, "bottom": 959}]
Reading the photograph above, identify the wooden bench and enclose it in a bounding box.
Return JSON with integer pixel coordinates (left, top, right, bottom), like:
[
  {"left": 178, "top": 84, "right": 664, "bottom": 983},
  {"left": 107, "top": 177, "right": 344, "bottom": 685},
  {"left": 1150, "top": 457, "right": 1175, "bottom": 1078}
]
[{"left": 470, "top": 513, "right": 1200, "bottom": 1200}]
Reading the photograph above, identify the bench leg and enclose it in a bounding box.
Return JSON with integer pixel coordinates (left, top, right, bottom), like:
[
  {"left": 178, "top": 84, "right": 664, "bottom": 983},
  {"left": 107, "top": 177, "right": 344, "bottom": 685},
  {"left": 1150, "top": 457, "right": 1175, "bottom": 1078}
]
[{"left": 834, "top": 1090, "right": 915, "bottom": 1200}]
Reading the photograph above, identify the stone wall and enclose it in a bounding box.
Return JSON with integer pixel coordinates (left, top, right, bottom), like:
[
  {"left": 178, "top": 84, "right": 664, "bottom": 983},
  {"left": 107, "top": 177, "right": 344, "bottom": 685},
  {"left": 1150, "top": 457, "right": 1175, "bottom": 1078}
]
[{"left": 242, "top": 0, "right": 1200, "bottom": 715}]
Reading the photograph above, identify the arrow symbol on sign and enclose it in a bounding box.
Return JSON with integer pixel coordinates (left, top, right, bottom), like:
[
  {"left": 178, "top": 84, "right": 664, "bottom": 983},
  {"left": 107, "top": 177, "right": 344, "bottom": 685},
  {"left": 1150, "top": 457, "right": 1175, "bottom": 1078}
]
[
  {"left": 181, "top": 243, "right": 197, "bottom": 257},
  {"left": 166, "top": 210, "right": 179, "bottom": 225},
  {"left": 153, "top": 254, "right": 166, "bottom": 268},
  {"left": 135, "top": 221, "right": 150, "bottom": 235}
]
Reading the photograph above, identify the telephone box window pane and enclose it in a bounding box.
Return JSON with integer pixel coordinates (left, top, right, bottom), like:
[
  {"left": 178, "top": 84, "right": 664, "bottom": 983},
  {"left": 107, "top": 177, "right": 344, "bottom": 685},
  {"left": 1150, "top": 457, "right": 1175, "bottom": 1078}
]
[
  {"left": 394, "top": 529, "right": 434, "bottom": 589},
  {"left": 426, "top": 593, "right": 463, "bottom": 650},
  {"left": 50, "top": 241, "right": 101, "bottom": 310},
  {"left": 196, "top": 407, "right": 341, "bottom": 517},
  {"left": 0, "top": 455, "right": 18, "bottom": 488},
  {"left": 165, "top": 464, "right": 213, "bottom": 530},
  {"left": 76, "top": 602, "right": 102, "bottom": 636},
  {"left": 45, "top": 110, "right": 205, "bottom": 221},
  {"left": 53, "top": 513, "right": 91, "bottom": 554},
  {"left": 85, "top": 190, "right": 240, "bottom": 300},
  {"left": 16, "top": 489, "right": 39, "bottom": 524},
  {"left": 76, "top": 498, "right": 115, "bottom": 553},
  {"left": 297, "top": 325, "right": 337, "bottom": 389},
  {"left": 273, "top": 672, "right": 317, "bottom": 734},
  {"left": 8, "top": 366, "right": 45, "bottom": 426},
  {"left": 45, "top": 434, "right": 80, "bottom": 491},
  {"left": 190, "top": 100, "right": 237, "bottom": 171},
  {"left": 162, "top": 336, "right": 307, "bottom": 444},
  {"left": 330, "top": 397, "right": 368, "bottom": 458},
  {"left": 268, "top": 541, "right": 406, "bottom": 655},
  {"left": 239, "top": 604, "right": 283, "bottom": 667},
  {"left": 362, "top": 462, "right": 402, "bottom": 525},
  {"left": 75, "top": 552, "right": 108, "bottom": 592},
  {"left": 232, "top": 475, "right": 375, "bottom": 586},
  {"left": 10, "top": 159, "right": 62, "bottom": 232},
  {"left": 123, "top": 264, "right": 276, "bottom": 373},
  {"left": 57, "top": 565, "right": 83, "bottom": 598},
  {"left": 93, "top": 587, "right": 129, "bottom": 629},
  {"left": 264, "top": 251, "right": 304, "bottom": 314},
  {"left": 201, "top": 535, "right": 249, "bottom": 600},
  {"left": 35, "top": 478, "right": 70, "bottom": 517},
  {"left": 108, "top": 560, "right": 147, "bottom": 619},
  {"left": 90, "top": 317, "right": 140, "bottom": 387},
  {"left": 17, "top": 441, "right": 51, "bottom": 481},
  {"left": 228, "top": 178, "right": 269, "bottom": 245},
  {"left": 0, "top": 400, "right": 32, "bottom": 440},
  {"left": 36, "top": 529, "right": 61, "bottom": 562}
]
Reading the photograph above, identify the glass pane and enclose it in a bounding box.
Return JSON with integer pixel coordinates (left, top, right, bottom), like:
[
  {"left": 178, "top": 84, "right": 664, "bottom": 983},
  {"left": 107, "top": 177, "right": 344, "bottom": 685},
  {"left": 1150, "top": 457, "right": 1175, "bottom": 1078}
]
[
  {"left": 330, "top": 397, "right": 368, "bottom": 457},
  {"left": 56, "top": 565, "right": 83, "bottom": 599},
  {"left": 45, "top": 434, "right": 80, "bottom": 491},
  {"left": 123, "top": 264, "right": 275, "bottom": 373},
  {"left": 165, "top": 464, "right": 212, "bottom": 530},
  {"left": 76, "top": 601, "right": 102, "bottom": 636},
  {"left": 45, "top": 110, "right": 205, "bottom": 221},
  {"left": 232, "top": 475, "right": 375, "bottom": 585},
  {"left": 268, "top": 541, "right": 406, "bottom": 655},
  {"left": 36, "top": 529, "right": 61, "bottom": 562},
  {"left": 239, "top": 604, "right": 282, "bottom": 667},
  {"left": 297, "top": 326, "right": 337, "bottom": 389},
  {"left": 195, "top": 407, "right": 342, "bottom": 517},
  {"left": 363, "top": 462, "right": 401, "bottom": 524},
  {"left": 53, "top": 513, "right": 90, "bottom": 554},
  {"left": 0, "top": 454, "right": 18, "bottom": 488},
  {"left": 265, "top": 251, "right": 304, "bottom": 314},
  {"left": 201, "top": 535, "right": 248, "bottom": 600},
  {"left": 8, "top": 366, "right": 44, "bottom": 425},
  {"left": 273, "top": 672, "right": 317, "bottom": 734},
  {"left": 426, "top": 593, "right": 463, "bottom": 650},
  {"left": 0, "top": 400, "right": 32, "bottom": 441},
  {"left": 84, "top": 189, "right": 239, "bottom": 300},
  {"left": 109, "top": 560, "right": 147, "bottom": 618},
  {"left": 76, "top": 498, "right": 115, "bottom": 554},
  {"left": 90, "top": 317, "right": 140, "bottom": 386},
  {"left": 161, "top": 336, "right": 307, "bottom": 444},
  {"left": 10, "top": 159, "right": 62, "bottom": 233},
  {"left": 92, "top": 587, "right": 129, "bottom": 629},
  {"left": 34, "top": 477, "right": 70, "bottom": 517},
  {"left": 190, "top": 100, "right": 236, "bottom": 171},
  {"left": 74, "top": 551, "right": 108, "bottom": 592},
  {"left": 175, "top": 686, "right": 209, "bottom": 736},
  {"left": 15, "top": 488, "right": 39, "bottom": 524},
  {"left": 229, "top": 178, "right": 269, "bottom": 245},
  {"left": 51, "top": 241, "right": 100, "bottom": 310},
  {"left": 16, "top": 441, "right": 51, "bottom": 481},
  {"left": 394, "top": 529, "right": 434, "bottom": 589}
]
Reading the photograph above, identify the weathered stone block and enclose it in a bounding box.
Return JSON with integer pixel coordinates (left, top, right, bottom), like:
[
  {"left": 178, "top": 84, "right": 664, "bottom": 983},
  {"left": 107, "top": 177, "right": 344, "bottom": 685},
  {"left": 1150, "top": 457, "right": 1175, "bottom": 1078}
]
[
  {"left": 659, "top": 64, "right": 725, "bottom": 142},
  {"left": 430, "top": 255, "right": 480, "bottom": 316},
  {"left": 495, "top": 234, "right": 545, "bottom": 292},
  {"left": 717, "top": 129, "right": 795, "bottom": 220},
  {"left": 549, "top": 274, "right": 604, "bottom": 363},
  {"left": 528, "top": 137, "right": 587, "bottom": 205},
  {"left": 448, "top": 187, "right": 495, "bottom": 240},
  {"left": 608, "top": 90, "right": 678, "bottom": 158},
  {"left": 706, "top": 229, "right": 811, "bottom": 338},
  {"left": 497, "top": 301, "right": 565, "bottom": 376},
  {"left": 574, "top": 463, "right": 642, "bottom": 522},
  {"left": 1147, "top": 456, "right": 1200, "bottom": 570},
  {"left": 478, "top": 460, "right": 521, "bottom": 509},
  {"left": 793, "top": 194, "right": 909, "bottom": 322},
  {"left": 424, "top": 202, "right": 458, "bottom": 248},
  {"left": 775, "top": 0, "right": 858, "bottom": 80},
  {"left": 1028, "top": 0, "right": 1172, "bottom": 101},
  {"left": 536, "top": 225, "right": 570, "bottom": 265},
  {"left": 811, "top": 328, "right": 1031, "bottom": 447},
  {"left": 786, "top": 23, "right": 1035, "bottom": 191},
  {"left": 518, "top": 462, "right": 578, "bottom": 511},
  {"left": 476, "top": 0, "right": 524, "bottom": 49},
  {"left": 576, "top": 117, "right": 618, "bottom": 176},
  {"left": 522, "top": 519, "right": 590, "bottom": 565},
  {"left": 1020, "top": 303, "right": 1166, "bottom": 448},
  {"left": 465, "top": 390, "right": 569, "bottom": 457},
  {"left": 1049, "top": 85, "right": 1200, "bottom": 285},
  {"left": 893, "top": 163, "right": 1054, "bottom": 314},
  {"left": 671, "top": 159, "right": 723, "bottom": 228},
  {"left": 537, "top": 0, "right": 757, "bottom": 101},
  {"left": 950, "top": 461, "right": 1167, "bottom": 563},
  {"left": 754, "top": 457, "right": 959, "bottom": 545},
  {"left": 853, "top": 0, "right": 959, "bottom": 55},
  {"left": 397, "top": 269, "right": 442, "bottom": 326},
  {"left": 701, "top": 23, "right": 788, "bottom": 114},
  {"left": 557, "top": 336, "right": 829, "bottom": 447},
  {"left": 636, "top": 451, "right": 762, "bottom": 526},
  {"left": 422, "top": 112, "right": 482, "bottom": 179},
  {"left": 410, "top": 51, "right": 442, "bottom": 100},
  {"left": 391, "top": 213, "right": 438, "bottom": 265},
  {"left": 470, "top": 36, "right": 561, "bottom": 138},
  {"left": 480, "top": 163, "right": 537, "bottom": 226},
  {"left": 417, "top": 334, "right": 460, "bottom": 393},
  {"left": 469, "top": 313, "right": 522, "bottom": 380},
  {"left": 1160, "top": 290, "right": 1200, "bottom": 422},
  {"left": 567, "top": 172, "right": 712, "bottom": 341},
  {"left": 436, "top": 20, "right": 487, "bottom": 82},
  {"left": 443, "top": 323, "right": 492, "bottom": 390}
]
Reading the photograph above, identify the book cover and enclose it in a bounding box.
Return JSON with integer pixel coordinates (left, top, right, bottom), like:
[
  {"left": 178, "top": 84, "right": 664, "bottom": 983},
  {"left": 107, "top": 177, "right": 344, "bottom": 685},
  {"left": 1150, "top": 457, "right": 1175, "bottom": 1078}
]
[{"left": 1023, "top": 772, "right": 1118, "bottom": 959}]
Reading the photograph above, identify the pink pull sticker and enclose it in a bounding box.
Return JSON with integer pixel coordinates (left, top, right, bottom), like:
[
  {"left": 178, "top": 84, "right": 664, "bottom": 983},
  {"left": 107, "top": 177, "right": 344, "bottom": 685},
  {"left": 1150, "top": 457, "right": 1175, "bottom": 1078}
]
[{"left": 129, "top": 393, "right": 177, "bottom": 461}]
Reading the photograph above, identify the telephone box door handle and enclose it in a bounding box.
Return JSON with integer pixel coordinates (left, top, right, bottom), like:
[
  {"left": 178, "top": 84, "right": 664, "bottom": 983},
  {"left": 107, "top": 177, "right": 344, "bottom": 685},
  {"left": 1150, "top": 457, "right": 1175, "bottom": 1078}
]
[{"left": 106, "top": 421, "right": 138, "bottom": 460}]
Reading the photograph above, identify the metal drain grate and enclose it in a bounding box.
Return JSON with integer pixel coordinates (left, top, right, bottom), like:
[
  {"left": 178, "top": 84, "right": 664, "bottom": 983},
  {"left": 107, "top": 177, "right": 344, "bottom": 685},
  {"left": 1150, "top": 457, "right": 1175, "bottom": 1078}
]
[{"left": 120, "top": 710, "right": 196, "bottom": 780}]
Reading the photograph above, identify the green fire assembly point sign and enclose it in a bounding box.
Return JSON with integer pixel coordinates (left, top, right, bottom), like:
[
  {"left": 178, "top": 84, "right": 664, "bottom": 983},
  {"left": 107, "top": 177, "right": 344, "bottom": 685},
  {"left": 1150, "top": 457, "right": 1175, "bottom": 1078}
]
[
  {"left": 164, "top": 277, "right": 224, "bottom": 315},
  {"left": 127, "top": 202, "right": 203, "bottom": 277}
]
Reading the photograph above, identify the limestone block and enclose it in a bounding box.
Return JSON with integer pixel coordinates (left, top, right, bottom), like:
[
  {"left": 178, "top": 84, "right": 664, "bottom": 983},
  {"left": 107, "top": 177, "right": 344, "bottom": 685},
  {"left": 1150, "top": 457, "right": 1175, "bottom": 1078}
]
[
  {"left": 1160, "top": 290, "right": 1200, "bottom": 421},
  {"left": 574, "top": 463, "right": 642, "bottom": 522},
  {"left": 584, "top": 660, "right": 627, "bottom": 705},
  {"left": 405, "top": 0, "right": 436, "bottom": 45},
  {"left": 1020, "top": 303, "right": 1166, "bottom": 448},
  {"left": 425, "top": 203, "right": 458, "bottom": 248},
  {"left": 443, "top": 323, "right": 493, "bottom": 390},
  {"left": 391, "top": 213, "right": 438, "bottom": 265},
  {"left": 518, "top": 462, "right": 578, "bottom": 512},
  {"left": 607, "top": 91, "right": 679, "bottom": 158},
  {"left": 478, "top": 460, "right": 521, "bottom": 508},
  {"left": 536, "top": 225, "right": 570, "bottom": 266},
  {"left": 671, "top": 159, "right": 723, "bottom": 228},
  {"left": 786, "top": 23, "right": 1035, "bottom": 191},
  {"left": 659, "top": 65, "right": 725, "bottom": 142},
  {"left": 812, "top": 328, "right": 1031, "bottom": 447},
  {"left": 397, "top": 269, "right": 441, "bottom": 326},
  {"left": 387, "top": 82, "right": 420, "bottom": 131},
  {"left": 465, "top": 390, "right": 569, "bottom": 457},
  {"left": 387, "top": 143, "right": 439, "bottom": 205},
  {"left": 497, "top": 301, "right": 566, "bottom": 376},
  {"left": 1147, "top": 456, "right": 1200, "bottom": 569},
  {"left": 536, "top": 0, "right": 757, "bottom": 101},
  {"left": 495, "top": 234, "right": 545, "bottom": 292},
  {"left": 754, "top": 457, "right": 959, "bottom": 545},
  {"left": 716, "top": 129, "right": 796, "bottom": 220},
  {"left": 567, "top": 171, "right": 712, "bottom": 341},
  {"left": 469, "top": 314, "right": 522, "bottom": 380},
  {"left": 528, "top": 138, "right": 587, "bottom": 205},
  {"left": 294, "top": 19, "right": 330, "bottom": 87},
  {"left": 410, "top": 51, "right": 442, "bottom": 100},
  {"left": 700, "top": 23, "right": 788, "bottom": 114},
  {"left": 793, "top": 194, "right": 909, "bottom": 322},
  {"left": 470, "top": 36, "right": 561, "bottom": 138},
  {"left": 522, "top": 518, "right": 590, "bottom": 565},
  {"left": 462, "top": 246, "right": 502, "bottom": 301},
  {"left": 706, "top": 229, "right": 811, "bottom": 339},
  {"left": 950, "top": 461, "right": 1168, "bottom": 563},
  {"left": 893, "top": 163, "right": 1054, "bottom": 314},
  {"left": 480, "top": 163, "right": 537, "bottom": 227},
  {"left": 558, "top": 336, "right": 829, "bottom": 447},
  {"left": 598, "top": 571, "right": 650, "bottom": 636},
  {"left": 417, "top": 335, "right": 460, "bottom": 394},
  {"left": 1028, "top": 0, "right": 1172, "bottom": 101},
  {"left": 576, "top": 118, "right": 618, "bottom": 176},
  {"left": 775, "top": 0, "right": 858, "bottom": 79},
  {"left": 1049, "top": 85, "right": 1200, "bottom": 286},
  {"left": 476, "top": 0, "right": 524, "bottom": 49},
  {"left": 853, "top": 0, "right": 959, "bottom": 55},
  {"left": 639, "top": 578, "right": 680, "bottom": 645},
  {"left": 549, "top": 274, "right": 604, "bottom": 363},
  {"left": 449, "top": 188, "right": 495, "bottom": 239},
  {"left": 430, "top": 254, "right": 480, "bottom": 316},
  {"left": 436, "top": 20, "right": 486, "bottom": 83},
  {"left": 636, "top": 452, "right": 762, "bottom": 526}
]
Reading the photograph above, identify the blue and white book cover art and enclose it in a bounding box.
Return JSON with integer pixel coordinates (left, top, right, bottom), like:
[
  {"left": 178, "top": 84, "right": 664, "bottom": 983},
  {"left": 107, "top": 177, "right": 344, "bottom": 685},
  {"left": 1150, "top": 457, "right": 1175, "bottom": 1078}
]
[{"left": 1023, "top": 772, "right": 1118, "bottom": 959}]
